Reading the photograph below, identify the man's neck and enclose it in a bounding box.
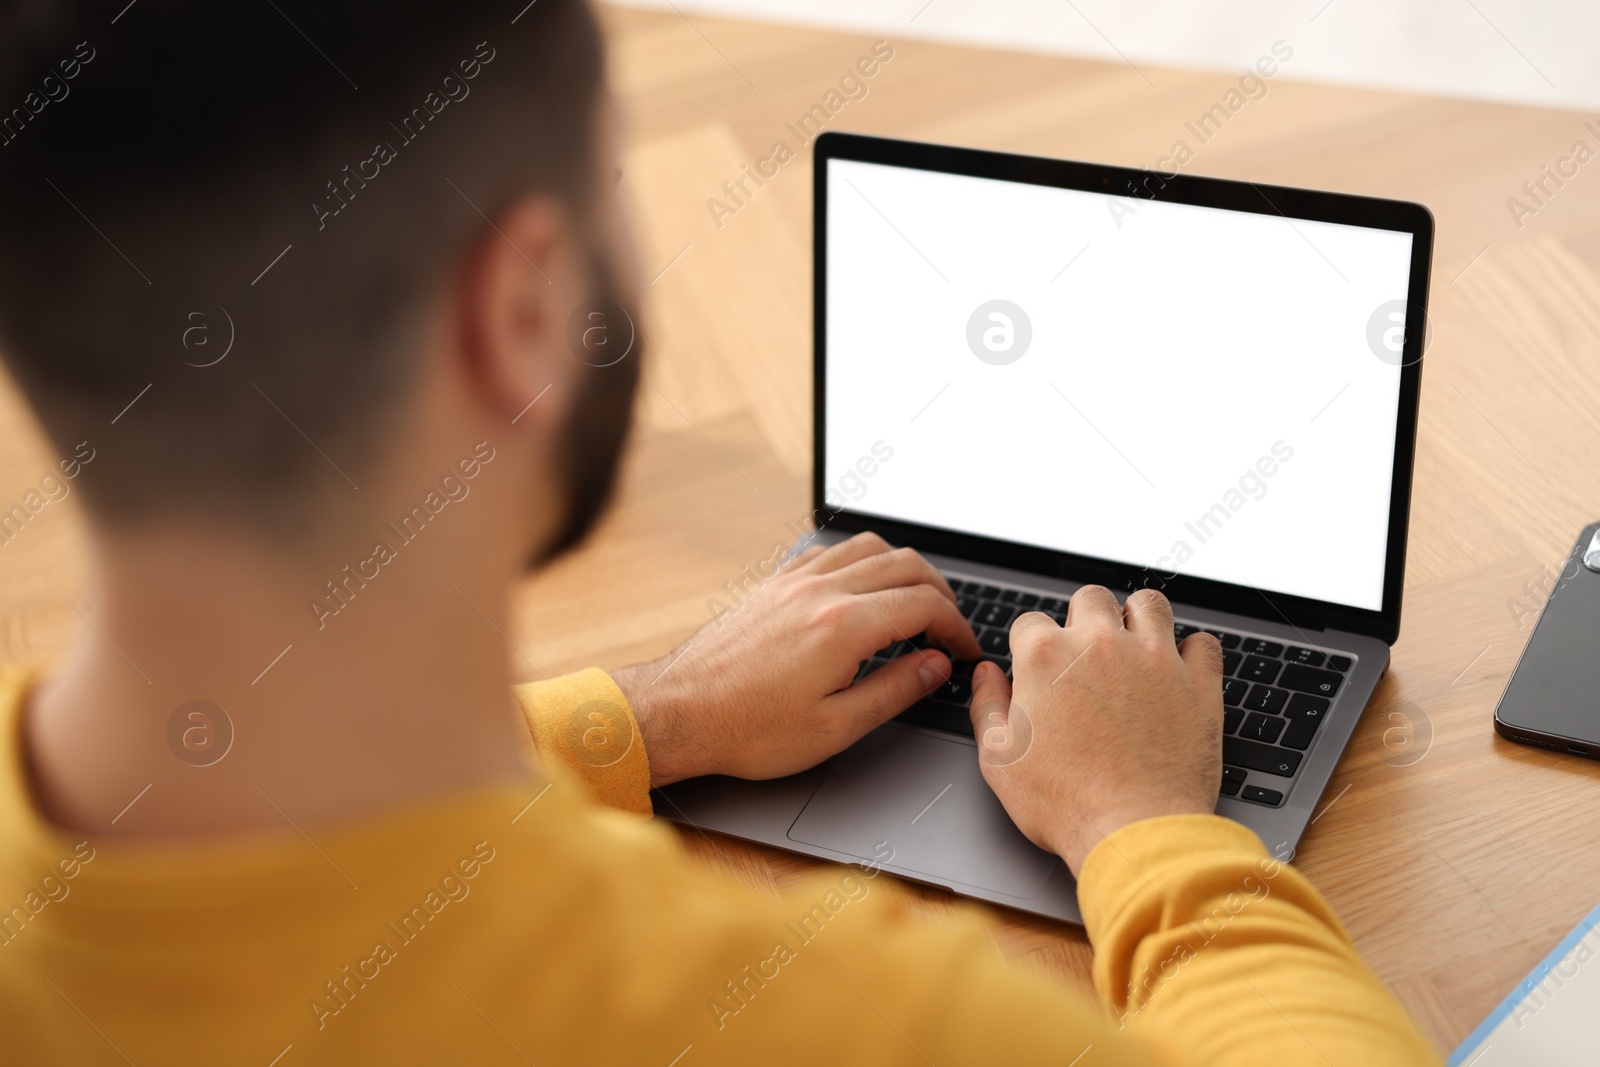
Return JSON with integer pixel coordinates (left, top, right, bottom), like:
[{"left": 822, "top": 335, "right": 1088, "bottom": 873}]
[{"left": 24, "top": 527, "right": 535, "bottom": 839}]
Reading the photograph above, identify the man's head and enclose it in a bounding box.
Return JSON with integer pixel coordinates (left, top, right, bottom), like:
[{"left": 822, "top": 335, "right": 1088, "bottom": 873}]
[{"left": 0, "top": 0, "right": 640, "bottom": 563}]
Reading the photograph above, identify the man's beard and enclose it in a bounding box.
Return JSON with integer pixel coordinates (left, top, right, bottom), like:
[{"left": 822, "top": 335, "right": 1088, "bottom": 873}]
[{"left": 533, "top": 249, "right": 643, "bottom": 566}]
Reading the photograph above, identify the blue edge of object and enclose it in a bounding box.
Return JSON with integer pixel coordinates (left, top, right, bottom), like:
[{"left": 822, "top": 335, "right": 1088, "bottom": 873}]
[{"left": 1448, "top": 898, "right": 1600, "bottom": 1065}]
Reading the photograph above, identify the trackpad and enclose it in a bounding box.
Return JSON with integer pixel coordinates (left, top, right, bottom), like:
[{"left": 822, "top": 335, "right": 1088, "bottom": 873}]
[{"left": 788, "top": 725, "right": 1062, "bottom": 900}]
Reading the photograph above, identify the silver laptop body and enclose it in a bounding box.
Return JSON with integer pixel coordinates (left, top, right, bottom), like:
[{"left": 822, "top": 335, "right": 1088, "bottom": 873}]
[{"left": 656, "top": 133, "right": 1432, "bottom": 924}]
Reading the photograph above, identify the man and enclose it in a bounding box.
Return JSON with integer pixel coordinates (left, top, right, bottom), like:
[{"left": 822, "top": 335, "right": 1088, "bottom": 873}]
[{"left": 0, "top": 2, "right": 1439, "bottom": 1063}]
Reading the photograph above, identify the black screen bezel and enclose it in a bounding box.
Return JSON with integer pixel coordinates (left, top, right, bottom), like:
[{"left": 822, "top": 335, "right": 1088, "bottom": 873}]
[{"left": 812, "top": 131, "right": 1431, "bottom": 645}]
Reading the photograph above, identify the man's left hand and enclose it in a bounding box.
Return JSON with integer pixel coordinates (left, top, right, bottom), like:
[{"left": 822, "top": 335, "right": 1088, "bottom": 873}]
[{"left": 612, "top": 532, "right": 982, "bottom": 787}]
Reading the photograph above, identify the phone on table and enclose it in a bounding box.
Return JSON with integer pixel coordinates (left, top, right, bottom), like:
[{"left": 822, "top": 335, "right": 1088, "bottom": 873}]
[{"left": 1495, "top": 521, "right": 1600, "bottom": 757}]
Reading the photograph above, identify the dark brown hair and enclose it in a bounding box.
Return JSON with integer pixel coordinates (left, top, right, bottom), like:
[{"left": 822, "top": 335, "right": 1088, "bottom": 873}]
[{"left": 0, "top": 0, "right": 605, "bottom": 528}]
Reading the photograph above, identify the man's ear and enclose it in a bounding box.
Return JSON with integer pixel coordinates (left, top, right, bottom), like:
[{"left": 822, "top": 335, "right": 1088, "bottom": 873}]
[{"left": 453, "top": 195, "right": 585, "bottom": 430}]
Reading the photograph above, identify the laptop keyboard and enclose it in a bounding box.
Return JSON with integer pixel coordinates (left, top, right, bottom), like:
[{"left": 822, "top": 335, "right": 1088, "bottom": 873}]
[{"left": 852, "top": 572, "right": 1357, "bottom": 808}]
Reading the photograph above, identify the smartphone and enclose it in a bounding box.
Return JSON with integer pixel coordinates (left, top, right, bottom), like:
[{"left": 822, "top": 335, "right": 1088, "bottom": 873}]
[{"left": 1495, "top": 522, "right": 1600, "bottom": 757}]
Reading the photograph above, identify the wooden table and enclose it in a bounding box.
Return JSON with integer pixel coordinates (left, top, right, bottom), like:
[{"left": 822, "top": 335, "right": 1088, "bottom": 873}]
[{"left": 4, "top": 5, "right": 1598, "bottom": 1055}]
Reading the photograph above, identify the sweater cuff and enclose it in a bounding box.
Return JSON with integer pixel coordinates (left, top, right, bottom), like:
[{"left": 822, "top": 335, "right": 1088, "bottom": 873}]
[
  {"left": 512, "top": 668, "right": 653, "bottom": 817},
  {"left": 1076, "top": 814, "right": 1278, "bottom": 1001}
]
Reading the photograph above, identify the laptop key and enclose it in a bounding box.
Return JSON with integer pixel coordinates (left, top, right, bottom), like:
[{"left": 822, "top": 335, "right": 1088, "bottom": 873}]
[
  {"left": 1222, "top": 650, "right": 1242, "bottom": 676},
  {"left": 1241, "top": 785, "right": 1283, "bottom": 806},
  {"left": 1219, "top": 775, "right": 1243, "bottom": 797},
  {"left": 979, "top": 628, "right": 1010, "bottom": 656},
  {"left": 1222, "top": 766, "right": 1247, "bottom": 785},
  {"left": 1001, "top": 590, "right": 1040, "bottom": 609},
  {"left": 1174, "top": 623, "right": 1199, "bottom": 641},
  {"left": 1223, "top": 736, "right": 1302, "bottom": 777},
  {"left": 972, "top": 584, "right": 1000, "bottom": 600},
  {"left": 1242, "top": 713, "right": 1285, "bottom": 744},
  {"left": 974, "top": 602, "right": 1018, "bottom": 628},
  {"left": 1285, "top": 646, "right": 1326, "bottom": 668},
  {"left": 957, "top": 595, "right": 980, "bottom": 620},
  {"left": 1222, "top": 678, "right": 1249, "bottom": 706},
  {"left": 1243, "top": 684, "right": 1287, "bottom": 715},
  {"left": 1239, "top": 655, "right": 1282, "bottom": 684},
  {"left": 1223, "top": 708, "right": 1244, "bottom": 735},
  {"left": 1327, "top": 654, "right": 1353, "bottom": 673},
  {"left": 1241, "top": 639, "right": 1284, "bottom": 657},
  {"left": 927, "top": 661, "right": 975, "bottom": 705},
  {"left": 1214, "top": 632, "right": 1242, "bottom": 649},
  {"left": 898, "top": 702, "right": 975, "bottom": 738},
  {"left": 1281, "top": 693, "right": 1330, "bottom": 749},
  {"left": 1279, "top": 664, "right": 1343, "bottom": 698},
  {"left": 1039, "top": 597, "right": 1068, "bottom": 615}
]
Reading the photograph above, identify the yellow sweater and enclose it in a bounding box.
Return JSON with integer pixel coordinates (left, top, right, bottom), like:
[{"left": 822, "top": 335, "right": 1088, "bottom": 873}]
[{"left": 0, "top": 666, "right": 1440, "bottom": 1065}]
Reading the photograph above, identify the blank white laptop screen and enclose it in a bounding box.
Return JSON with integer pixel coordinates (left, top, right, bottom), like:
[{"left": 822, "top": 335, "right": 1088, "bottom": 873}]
[{"left": 823, "top": 158, "right": 1414, "bottom": 612}]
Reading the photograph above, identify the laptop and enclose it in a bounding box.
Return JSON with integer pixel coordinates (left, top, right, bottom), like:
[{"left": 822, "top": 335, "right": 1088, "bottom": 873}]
[{"left": 655, "top": 132, "right": 1432, "bottom": 924}]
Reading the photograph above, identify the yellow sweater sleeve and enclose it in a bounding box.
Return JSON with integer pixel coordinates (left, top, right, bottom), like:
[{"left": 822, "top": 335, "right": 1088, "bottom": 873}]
[
  {"left": 1078, "top": 813, "right": 1441, "bottom": 1065},
  {"left": 511, "top": 674, "right": 1438, "bottom": 1062},
  {"left": 512, "top": 669, "right": 652, "bottom": 817}
]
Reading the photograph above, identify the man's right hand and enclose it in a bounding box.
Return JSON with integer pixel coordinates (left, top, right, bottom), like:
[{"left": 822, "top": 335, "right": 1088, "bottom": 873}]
[{"left": 968, "top": 585, "right": 1226, "bottom": 875}]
